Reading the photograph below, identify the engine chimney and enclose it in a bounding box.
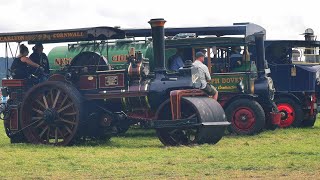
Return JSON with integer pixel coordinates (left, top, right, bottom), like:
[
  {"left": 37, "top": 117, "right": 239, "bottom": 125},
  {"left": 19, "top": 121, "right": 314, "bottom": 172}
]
[
  {"left": 303, "top": 28, "right": 315, "bottom": 41},
  {"left": 303, "top": 28, "right": 316, "bottom": 62},
  {"left": 254, "top": 32, "right": 267, "bottom": 77},
  {"left": 148, "top": 18, "right": 166, "bottom": 72}
]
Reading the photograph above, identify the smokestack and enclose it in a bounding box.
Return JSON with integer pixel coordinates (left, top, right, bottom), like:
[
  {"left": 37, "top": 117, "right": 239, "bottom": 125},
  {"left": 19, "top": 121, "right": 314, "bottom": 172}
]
[
  {"left": 254, "top": 32, "right": 267, "bottom": 77},
  {"left": 304, "top": 28, "right": 315, "bottom": 41},
  {"left": 303, "top": 28, "right": 315, "bottom": 62},
  {"left": 148, "top": 18, "right": 166, "bottom": 72}
]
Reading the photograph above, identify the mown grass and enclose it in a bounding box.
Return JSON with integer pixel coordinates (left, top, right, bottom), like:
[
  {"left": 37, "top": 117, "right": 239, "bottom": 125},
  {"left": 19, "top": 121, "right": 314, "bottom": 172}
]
[{"left": 0, "top": 120, "right": 320, "bottom": 179}]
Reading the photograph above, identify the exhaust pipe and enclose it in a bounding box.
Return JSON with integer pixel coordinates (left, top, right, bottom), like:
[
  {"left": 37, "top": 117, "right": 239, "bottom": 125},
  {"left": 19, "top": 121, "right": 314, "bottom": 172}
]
[
  {"left": 303, "top": 28, "right": 316, "bottom": 62},
  {"left": 303, "top": 28, "right": 315, "bottom": 41},
  {"left": 254, "top": 32, "right": 267, "bottom": 77},
  {"left": 148, "top": 18, "right": 166, "bottom": 72}
]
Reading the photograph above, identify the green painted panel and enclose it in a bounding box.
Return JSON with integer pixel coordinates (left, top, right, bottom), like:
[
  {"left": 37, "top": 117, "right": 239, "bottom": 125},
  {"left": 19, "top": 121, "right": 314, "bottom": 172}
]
[
  {"left": 48, "top": 42, "right": 176, "bottom": 71},
  {"left": 210, "top": 74, "right": 250, "bottom": 93}
]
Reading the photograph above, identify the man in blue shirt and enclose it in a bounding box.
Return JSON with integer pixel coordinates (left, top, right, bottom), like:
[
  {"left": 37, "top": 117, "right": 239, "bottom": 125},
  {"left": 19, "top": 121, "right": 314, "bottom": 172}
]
[
  {"left": 230, "top": 46, "right": 242, "bottom": 70},
  {"left": 168, "top": 49, "right": 184, "bottom": 71}
]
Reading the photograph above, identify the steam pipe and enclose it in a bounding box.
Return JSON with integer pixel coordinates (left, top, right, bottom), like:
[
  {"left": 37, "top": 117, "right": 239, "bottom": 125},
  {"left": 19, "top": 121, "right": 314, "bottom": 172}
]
[{"left": 148, "top": 18, "right": 166, "bottom": 73}]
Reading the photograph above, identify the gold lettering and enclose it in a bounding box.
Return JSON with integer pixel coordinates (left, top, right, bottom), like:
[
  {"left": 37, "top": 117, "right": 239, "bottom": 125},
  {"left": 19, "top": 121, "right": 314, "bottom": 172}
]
[
  {"left": 220, "top": 77, "right": 244, "bottom": 84},
  {"left": 55, "top": 59, "right": 61, "bottom": 66},
  {"left": 218, "top": 85, "right": 237, "bottom": 90},
  {"left": 111, "top": 54, "right": 129, "bottom": 62},
  {"left": 212, "top": 78, "right": 220, "bottom": 84},
  {"left": 55, "top": 58, "right": 72, "bottom": 66}
]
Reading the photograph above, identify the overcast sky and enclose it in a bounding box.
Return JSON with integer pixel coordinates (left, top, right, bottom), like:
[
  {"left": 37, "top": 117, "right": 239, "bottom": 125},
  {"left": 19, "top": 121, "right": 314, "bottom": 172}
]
[{"left": 0, "top": 0, "right": 319, "bottom": 56}]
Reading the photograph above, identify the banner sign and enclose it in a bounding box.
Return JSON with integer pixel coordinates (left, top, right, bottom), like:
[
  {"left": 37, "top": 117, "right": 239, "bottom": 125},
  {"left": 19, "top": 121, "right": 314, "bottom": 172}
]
[{"left": 0, "top": 31, "right": 87, "bottom": 42}]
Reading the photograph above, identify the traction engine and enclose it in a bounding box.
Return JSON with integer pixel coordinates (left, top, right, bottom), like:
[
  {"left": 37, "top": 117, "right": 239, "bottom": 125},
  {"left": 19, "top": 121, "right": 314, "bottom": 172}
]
[{"left": 0, "top": 19, "right": 229, "bottom": 146}]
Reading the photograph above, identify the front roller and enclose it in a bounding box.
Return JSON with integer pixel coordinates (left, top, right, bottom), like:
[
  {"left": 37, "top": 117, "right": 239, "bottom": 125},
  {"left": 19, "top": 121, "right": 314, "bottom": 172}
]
[
  {"left": 20, "top": 81, "right": 85, "bottom": 146},
  {"left": 156, "top": 96, "right": 229, "bottom": 146}
]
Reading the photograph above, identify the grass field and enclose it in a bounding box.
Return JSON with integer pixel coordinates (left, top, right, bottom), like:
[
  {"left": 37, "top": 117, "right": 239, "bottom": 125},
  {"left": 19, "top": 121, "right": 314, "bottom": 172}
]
[{"left": 0, "top": 120, "right": 320, "bottom": 179}]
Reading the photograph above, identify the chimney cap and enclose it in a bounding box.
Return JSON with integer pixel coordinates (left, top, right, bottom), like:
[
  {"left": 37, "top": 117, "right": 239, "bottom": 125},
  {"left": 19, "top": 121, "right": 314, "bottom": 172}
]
[{"left": 302, "top": 28, "right": 314, "bottom": 35}]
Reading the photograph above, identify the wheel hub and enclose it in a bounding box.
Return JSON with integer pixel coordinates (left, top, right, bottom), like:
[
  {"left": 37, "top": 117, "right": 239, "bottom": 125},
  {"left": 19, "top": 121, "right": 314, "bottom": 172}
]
[
  {"left": 240, "top": 116, "right": 247, "bottom": 121},
  {"left": 277, "top": 103, "right": 295, "bottom": 127},
  {"left": 280, "top": 111, "right": 288, "bottom": 120},
  {"left": 233, "top": 108, "right": 255, "bottom": 130},
  {"left": 43, "top": 108, "right": 58, "bottom": 124}
]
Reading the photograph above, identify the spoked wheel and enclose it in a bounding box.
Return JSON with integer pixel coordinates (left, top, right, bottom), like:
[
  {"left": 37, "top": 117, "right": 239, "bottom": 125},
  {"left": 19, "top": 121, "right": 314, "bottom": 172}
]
[
  {"left": 156, "top": 100, "right": 199, "bottom": 146},
  {"left": 21, "top": 81, "right": 84, "bottom": 146},
  {"left": 275, "top": 98, "right": 303, "bottom": 128},
  {"left": 226, "top": 99, "right": 265, "bottom": 135},
  {"left": 156, "top": 97, "right": 226, "bottom": 146}
]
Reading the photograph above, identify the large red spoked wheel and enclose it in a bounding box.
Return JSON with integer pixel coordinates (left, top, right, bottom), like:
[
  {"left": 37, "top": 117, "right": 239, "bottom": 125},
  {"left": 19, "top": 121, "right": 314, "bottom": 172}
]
[
  {"left": 20, "top": 81, "right": 84, "bottom": 146},
  {"left": 156, "top": 97, "right": 226, "bottom": 146},
  {"left": 275, "top": 97, "right": 303, "bottom": 128},
  {"left": 226, "top": 99, "right": 265, "bottom": 135}
]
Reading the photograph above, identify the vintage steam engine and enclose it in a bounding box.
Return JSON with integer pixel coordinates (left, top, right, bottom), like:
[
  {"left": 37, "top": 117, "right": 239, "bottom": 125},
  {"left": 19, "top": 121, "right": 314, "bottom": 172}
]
[{"left": 0, "top": 19, "right": 229, "bottom": 146}]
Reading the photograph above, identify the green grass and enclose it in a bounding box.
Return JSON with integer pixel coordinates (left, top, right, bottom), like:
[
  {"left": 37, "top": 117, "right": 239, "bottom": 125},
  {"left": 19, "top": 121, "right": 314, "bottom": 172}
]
[{"left": 0, "top": 120, "right": 320, "bottom": 179}]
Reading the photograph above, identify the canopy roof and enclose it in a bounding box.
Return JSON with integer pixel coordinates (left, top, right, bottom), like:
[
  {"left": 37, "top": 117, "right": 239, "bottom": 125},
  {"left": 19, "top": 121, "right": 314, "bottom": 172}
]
[
  {"left": 0, "top": 26, "right": 125, "bottom": 44},
  {"left": 265, "top": 40, "right": 320, "bottom": 48},
  {"left": 165, "top": 37, "right": 247, "bottom": 48},
  {"left": 123, "top": 23, "right": 265, "bottom": 38}
]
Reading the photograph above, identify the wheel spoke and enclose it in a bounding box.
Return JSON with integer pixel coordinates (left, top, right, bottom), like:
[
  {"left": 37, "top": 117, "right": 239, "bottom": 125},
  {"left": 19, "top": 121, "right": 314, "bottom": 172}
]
[
  {"left": 57, "top": 128, "right": 65, "bottom": 139},
  {"left": 52, "top": 90, "right": 61, "bottom": 109},
  {"left": 187, "top": 113, "right": 197, "bottom": 119},
  {"left": 59, "top": 118, "right": 77, "bottom": 125},
  {"left": 35, "top": 100, "right": 46, "bottom": 110},
  {"left": 65, "top": 126, "right": 72, "bottom": 134},
  {"left": 35, "top": 120, "right": 45, "bottom": 128},
  {"left": 50, "top": 90, "right": 54, "bottom": 106},
  {"left": 63, "top": 112, "right": 77, "bottom": 116},
  {"left": 57, "top": 103, "right": 74, "bottom": 113},
  {"left": 59, "top": 95, "right": 68, "bottom": 109},
  {"left": 55, "top": 128, "right": 58, "bottom": 144},
  {"left": 32, "top": 108, "right": 44, "bottom": 115},
  {"left": 169, "top": 129, "right": 183, "bottom": 143},
  {"left": 32, "top": 117, "right": 43, "bottom": 121},
  {"left": 46, "top": 127, "right": 51, "bottom": 142},
  {"left": 42, "top": 95, "right": 49, "bottom": 109},
  {"left": 39, "top": 125, "right": 49, "bottom": 138}
]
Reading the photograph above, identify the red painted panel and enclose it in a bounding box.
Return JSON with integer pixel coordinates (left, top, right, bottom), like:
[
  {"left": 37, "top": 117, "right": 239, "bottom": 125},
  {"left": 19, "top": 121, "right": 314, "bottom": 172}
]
[
  {"left": 99, "top": 73, "right": 125, "bottom": 89},
  {"left": 48, "top": 74, "right": 66, "bottom": 82},
  {"left": 10, "top": 108, "right": 19, "bottom": 130},
  {"left": 79, "top": 75, "right": 97, "bottom": 90},
  {"left": 2, "top": 79, "right": 25, "bottom": 87},
  {"left": 170, "top": 89, "right": 206, "bottom": 120}
]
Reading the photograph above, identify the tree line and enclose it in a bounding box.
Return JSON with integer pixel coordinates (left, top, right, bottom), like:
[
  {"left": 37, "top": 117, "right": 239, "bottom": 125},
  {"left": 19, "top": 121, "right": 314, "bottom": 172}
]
[{"left": 0, "top": 58, "right": 13, "bottom": 85}]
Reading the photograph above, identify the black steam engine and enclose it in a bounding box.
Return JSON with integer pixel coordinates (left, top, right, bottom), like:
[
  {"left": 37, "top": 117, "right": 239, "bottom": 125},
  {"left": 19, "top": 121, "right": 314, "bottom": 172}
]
[{"left": 0, "top": 19, "right": 229, "bottom": 146}]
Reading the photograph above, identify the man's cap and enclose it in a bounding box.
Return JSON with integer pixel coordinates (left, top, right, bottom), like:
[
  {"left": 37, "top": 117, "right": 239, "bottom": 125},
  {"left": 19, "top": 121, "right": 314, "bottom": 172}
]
[
  {"left": 200, "top": 49, "right": 207, "bottom": 53},
  {"left": 35, "top": 43, "right": 43, "bottom": 48},
  {"left": 195, "top": 52, "right": 205, "bottom": 58}
]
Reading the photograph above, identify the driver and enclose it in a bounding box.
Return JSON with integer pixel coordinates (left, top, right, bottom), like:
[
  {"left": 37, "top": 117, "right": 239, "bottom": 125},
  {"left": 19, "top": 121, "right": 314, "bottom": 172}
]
[
  {"left": 10, "top": 44, "right": 44, "bottom": 79},
  {"left": 193, "top": 52, "right": 218, "bottom": 100},
  {"left": 230, "top": 46, "right": 242, "bottom": 69},
  {"left": 29, "top": 43, "right": 50, "bottom": 74}
]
